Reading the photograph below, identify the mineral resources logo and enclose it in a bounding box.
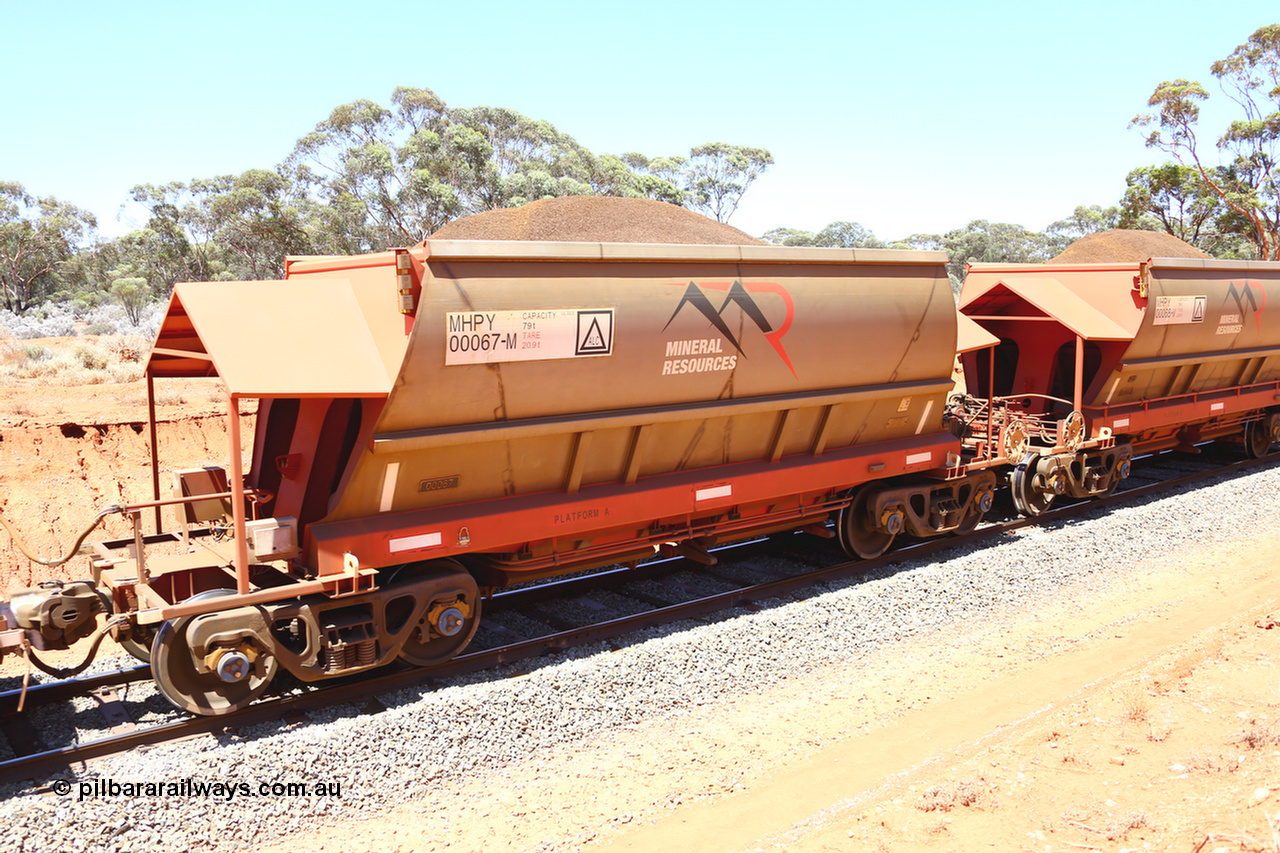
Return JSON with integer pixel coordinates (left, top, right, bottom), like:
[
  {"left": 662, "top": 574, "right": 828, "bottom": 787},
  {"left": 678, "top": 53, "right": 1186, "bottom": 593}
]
[
  {"left": 1222, "top": 282, "right": 1265, "bottom": 335},
  {"left": 661, "top": 281, "right": 796, "bottom": 377}
]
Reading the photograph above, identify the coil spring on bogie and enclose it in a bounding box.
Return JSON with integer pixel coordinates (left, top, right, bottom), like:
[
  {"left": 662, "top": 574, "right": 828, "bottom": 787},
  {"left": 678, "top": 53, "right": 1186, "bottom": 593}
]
[
  {"left": 322, "top": 638, "right": 378, "bottom": 673},
  {"left": 322, "top": 646, "right": 346, "bottom": 674},
  {"left": 320, "top": 614, "right": 379, "bottom": 673}
]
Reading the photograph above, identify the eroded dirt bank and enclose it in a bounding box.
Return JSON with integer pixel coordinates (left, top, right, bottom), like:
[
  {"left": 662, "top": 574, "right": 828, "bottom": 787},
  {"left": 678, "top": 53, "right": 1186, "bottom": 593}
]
[{"left": 0, "top": 381, "right": 250, "bottom": 590}]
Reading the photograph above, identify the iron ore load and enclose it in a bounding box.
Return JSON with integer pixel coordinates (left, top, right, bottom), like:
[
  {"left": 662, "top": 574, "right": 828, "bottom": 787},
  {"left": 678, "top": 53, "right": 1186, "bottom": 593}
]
[{"left": 1, "top": 203, "right": 1278, "bottom": 717}]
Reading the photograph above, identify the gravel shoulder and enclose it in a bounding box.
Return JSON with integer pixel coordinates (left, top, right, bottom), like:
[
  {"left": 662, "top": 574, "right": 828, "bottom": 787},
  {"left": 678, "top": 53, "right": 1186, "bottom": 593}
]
[
  {"left": 253, "top": 511, "right": 1280, "bottom": 853},
  {"left": 603, "top": 532, "right": 1280, "bottom": 852}
]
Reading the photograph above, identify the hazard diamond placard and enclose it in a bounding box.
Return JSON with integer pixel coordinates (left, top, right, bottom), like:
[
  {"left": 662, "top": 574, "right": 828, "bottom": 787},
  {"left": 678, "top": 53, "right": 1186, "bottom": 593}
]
[
  {"left": 445, "top": 308, "right": 615, "bottom": 365},
  {"left": 575, "top": 310, "right": 613, "bottom": 355}
]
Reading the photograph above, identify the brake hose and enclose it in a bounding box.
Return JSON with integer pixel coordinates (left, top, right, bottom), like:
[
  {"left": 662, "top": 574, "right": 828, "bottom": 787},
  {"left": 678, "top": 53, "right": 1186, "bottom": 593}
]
[
  {"left": 20, "top": 615, "right": 129, "bottom": 678},
  {"left": 0, "top": 504, "right": 123, "bottom": 567}
]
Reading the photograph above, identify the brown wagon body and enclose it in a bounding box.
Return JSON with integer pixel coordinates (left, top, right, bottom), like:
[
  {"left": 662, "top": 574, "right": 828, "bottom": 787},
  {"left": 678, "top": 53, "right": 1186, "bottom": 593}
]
[
  {"left": 274, "top": 241, "right": 965, "bottom": 582},
  {"left": 5, "top": 239, "right": 1277, "bottom": 717},
  {"left": 956, "top": 258, "right": 1280, "bottom": 514},
  {"left": 3, "top": 241, "right": 998, "bottom": 714}
]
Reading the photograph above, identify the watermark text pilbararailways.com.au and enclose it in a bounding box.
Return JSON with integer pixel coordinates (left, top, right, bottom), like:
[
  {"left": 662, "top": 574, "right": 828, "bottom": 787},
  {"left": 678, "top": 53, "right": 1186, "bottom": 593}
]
[{"left": 50, "top": 777, "right": 342, "bottom": 801}]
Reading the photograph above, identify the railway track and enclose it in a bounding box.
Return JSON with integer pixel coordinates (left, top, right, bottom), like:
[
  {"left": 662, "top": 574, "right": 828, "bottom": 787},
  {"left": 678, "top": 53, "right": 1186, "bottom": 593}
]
[{"left": 1, "top": 444, "right": 1273, "bottom": 787}]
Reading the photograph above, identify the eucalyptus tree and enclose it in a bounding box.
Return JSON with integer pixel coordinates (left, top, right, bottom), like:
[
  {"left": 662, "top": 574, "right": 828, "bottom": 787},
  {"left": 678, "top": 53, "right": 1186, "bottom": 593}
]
[
  {"left": 682, "top": 143, "right": 774, "bottom": 223},
  {"left": 1045, "top": 205, "right": 1120, "bottom": 240},
  {"left": 290, "top": 88, "right": 604, "bottom": 247},
  {"left": 1118, "top": 164, "right": 1254, "bottom": 256},
  {"left": 288, "top": 87, "right": 770, "bottom": 243},
  {"left": 586, "top": 153, "right": 684, "bottom": 204},
  {"left": 760, "top": 221, "right": 884, "bottom": 248},
  {"left": 289, "top": 95, "right": 438, "bottom": 252},
  {"left": 129, "top": 169, "right": 310, "bottom": 282},
  {"left": 812, "top": 221, "right": 884, "bottom": 248},
  {"left": 1040, "top": 204, "right": 1121, "bottom": 257},
  {"left": 904, "top": 220, "right": 1056, "bottom": 289},
  {"left": 1130, "top": 24, "right": 1280, "bottom": 259},
  {"left": 129, "top": 181, "right": 225, "bottom": 284},
  {"left": 760, "top": 227, "right": 817, "bottom": 246},
  {"left": 0, "top": 181, "right": 97, "bottom": 313},
  {"left": 196, "top": 169, "right": 312, "bottom": 280},
  {"left": 614, "top": 153, "right": 687, "bottom": 204}
]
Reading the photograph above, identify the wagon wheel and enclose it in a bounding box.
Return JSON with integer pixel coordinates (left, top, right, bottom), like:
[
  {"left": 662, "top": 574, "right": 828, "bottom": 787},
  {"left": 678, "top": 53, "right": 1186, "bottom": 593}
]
[
  {"left": 389, "top": 560, "right": 482, "bottom": 668},
  {"left": 1011, "top": 455, "right": 1055, "bottom": 517},
  {"left": 104, "top": 591, "right": 156, "bottom": 663},
  {"left": 151, "top": 589, "right": 277, "bottom": 715},
  {"left": 954, "top": 504, "right": 984, "bottom": 536},
  {"left": 954, "top": 489, "right": 992, "bottom": 536},
  {"left": 1244, "top": 419, "right": 1275, "bottom": 459},
  {"left": 119, "top": 623, "right": 157, "bottom": 663},
  {"left": 1102, "top": 452, "right": 1132, "bottom": 497},
  {"left": 837, "top": 483, "right": 896, "bottom": 560}
]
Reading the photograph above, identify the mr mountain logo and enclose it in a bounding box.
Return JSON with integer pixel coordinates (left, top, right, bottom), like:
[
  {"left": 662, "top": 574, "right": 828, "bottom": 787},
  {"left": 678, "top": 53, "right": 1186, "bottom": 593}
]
[
  {"left": 660, "top": 280, "right": 795, "bottom": 377},
  {"left": 1219, "top": 282, "right": 1267, "bottom": 336}
]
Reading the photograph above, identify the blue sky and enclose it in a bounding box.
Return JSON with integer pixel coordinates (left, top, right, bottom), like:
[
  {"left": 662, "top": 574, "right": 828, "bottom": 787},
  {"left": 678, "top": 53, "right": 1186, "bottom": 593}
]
[{"left": 2, "top": 0, "right": 1276, "bottom": 242}]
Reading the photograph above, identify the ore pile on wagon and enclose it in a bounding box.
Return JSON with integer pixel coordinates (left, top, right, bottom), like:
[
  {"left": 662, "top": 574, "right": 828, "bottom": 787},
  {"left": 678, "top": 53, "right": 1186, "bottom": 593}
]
[{"left": 1, "top": 200, "right": 1277, "bottom": 716}]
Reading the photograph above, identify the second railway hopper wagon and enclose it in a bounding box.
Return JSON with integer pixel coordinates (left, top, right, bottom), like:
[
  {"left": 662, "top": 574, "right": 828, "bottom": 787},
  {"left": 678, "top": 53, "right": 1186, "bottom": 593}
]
[
  {"left": 951, "top": 257, "right": 1280, "bottom": 515},
  {"left": 2, "top": 241, "right": 998, "bottom": 714}
]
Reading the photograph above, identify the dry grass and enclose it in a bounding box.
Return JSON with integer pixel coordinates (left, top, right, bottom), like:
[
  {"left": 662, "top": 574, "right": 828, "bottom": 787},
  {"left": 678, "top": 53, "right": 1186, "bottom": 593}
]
[
  {"left": 1058, "top": 746, "right": 1085, "bottom": 766},
  {"left": 1107, "top": 810, "right": 1153, "bottom": 839},
  {"left": 1191, "top": 814, "right": 1280, "bottom": 853},
  {"left": 155, "top": 389, "right": 187, "bottom": 406},
  {"left": 916, "top": 778, "right": 987, "bottom": 812},
  {"left": 924, "top": 816, "right": 951, "bottom": 836},
  {"left": 1235, "top": 723, "right": 1280, "bottom": 750},
  {"left": 0, "top": 335, "right": 148, "bottom": 385},
  {"left": 1183, "top": 751, "right": 1244, "bottom": 774},
  {"left": 1062, "top": 805, "right": 1153, "bottom": 841},
  {"left": 1121, "top": 689, "right": 1151, "bottom": 723}
]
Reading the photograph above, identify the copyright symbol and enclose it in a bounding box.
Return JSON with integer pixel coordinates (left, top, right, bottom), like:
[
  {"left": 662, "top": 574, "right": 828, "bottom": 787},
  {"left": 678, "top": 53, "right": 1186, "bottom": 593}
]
[{"left": 52, "top": 779, "right": 71, "bottom": 796}]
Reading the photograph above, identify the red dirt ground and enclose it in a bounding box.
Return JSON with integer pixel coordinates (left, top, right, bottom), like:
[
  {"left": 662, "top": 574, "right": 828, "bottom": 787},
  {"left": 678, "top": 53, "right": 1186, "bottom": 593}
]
[{"left": 0, "top": 371, "right": 251, "bottom": 589}]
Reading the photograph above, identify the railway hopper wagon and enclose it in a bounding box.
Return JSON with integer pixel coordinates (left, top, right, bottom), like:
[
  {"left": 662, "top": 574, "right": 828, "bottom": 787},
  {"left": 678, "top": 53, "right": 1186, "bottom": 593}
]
[
  {"left": 951, "top": 257, "right": 1280, "bottom": 515},
  {"left": 1, "top": 241, "right": 999, "bottom": 715}
]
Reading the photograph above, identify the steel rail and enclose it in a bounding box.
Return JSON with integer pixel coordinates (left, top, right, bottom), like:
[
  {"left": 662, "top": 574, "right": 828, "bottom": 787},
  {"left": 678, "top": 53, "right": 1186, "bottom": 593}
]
[
  {"left": 3, "top": 450, "right": 1276, "bottom": 787},
  {"left": 0, "top": 666, "right": 149, "bottom": 716},
  {"left": 0, "top": 534, "right": 778, "bottom": 717},
  {"left": 0, "top": 546, "right": 740, "bottom": 716}
]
